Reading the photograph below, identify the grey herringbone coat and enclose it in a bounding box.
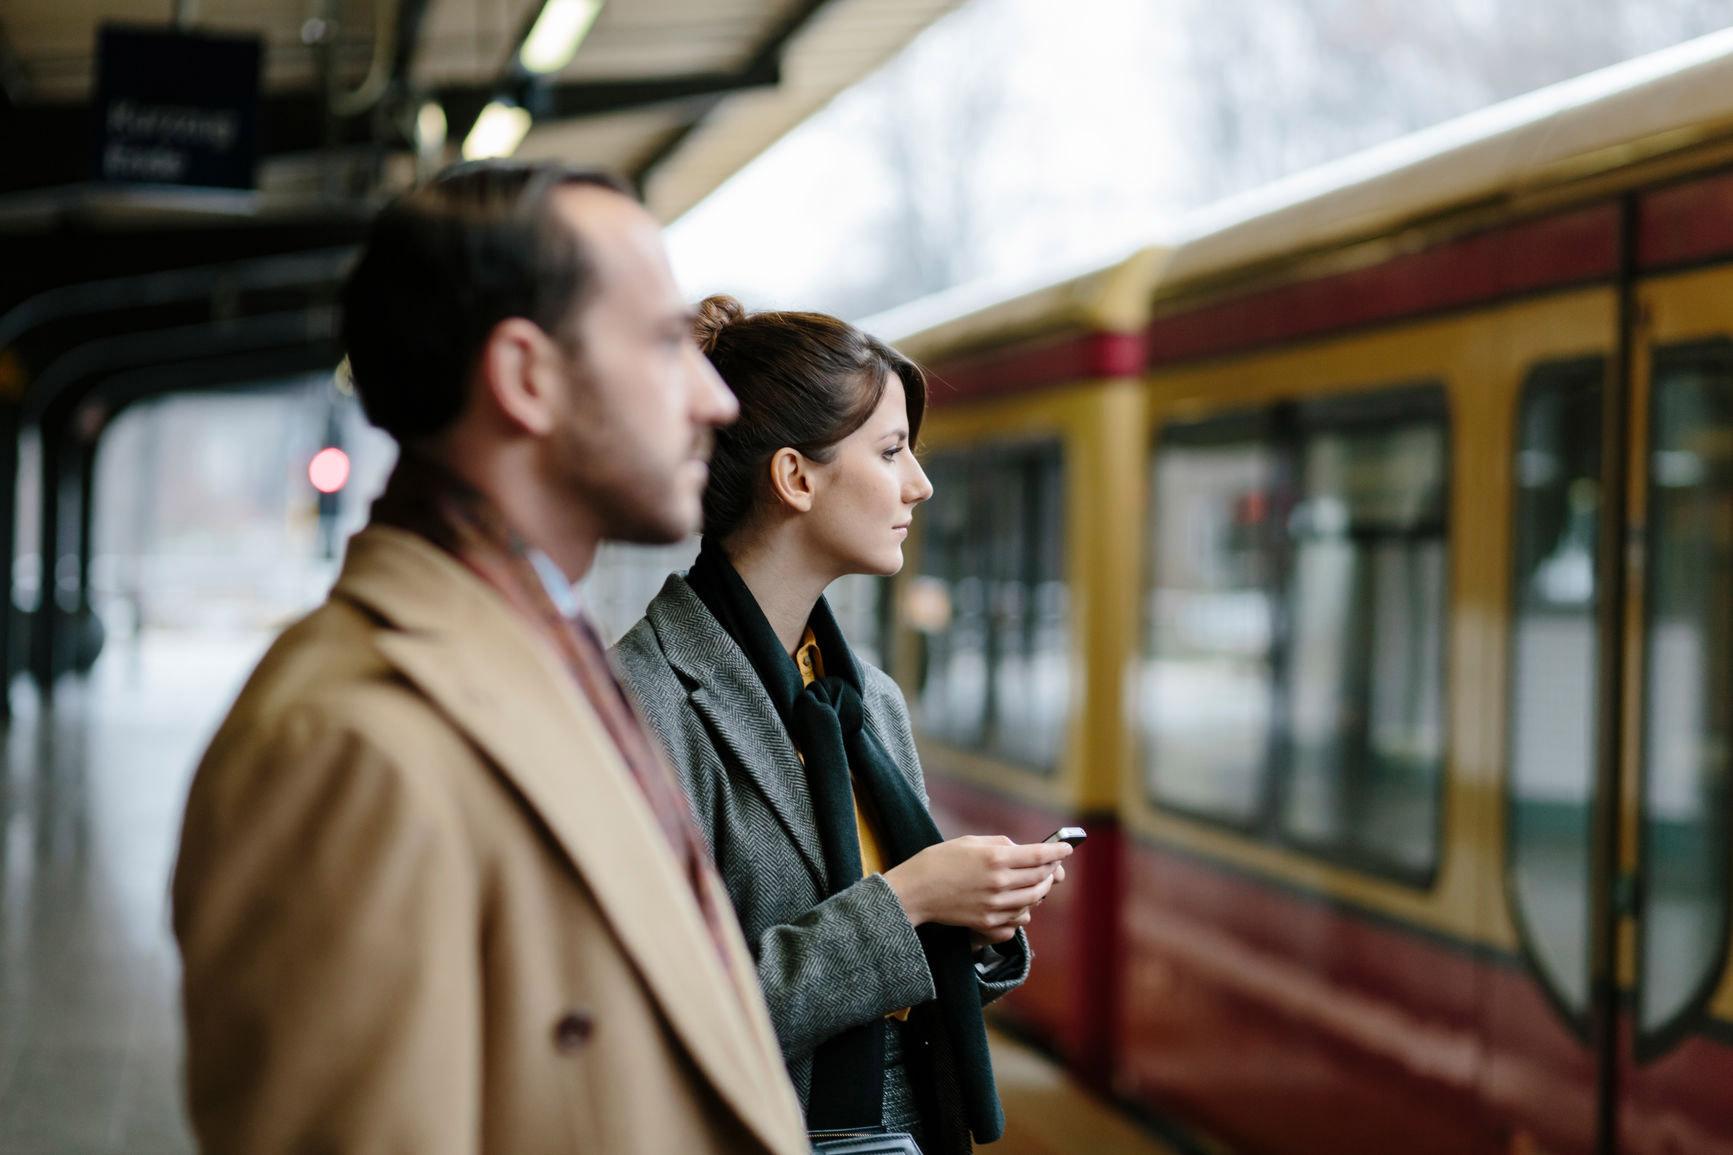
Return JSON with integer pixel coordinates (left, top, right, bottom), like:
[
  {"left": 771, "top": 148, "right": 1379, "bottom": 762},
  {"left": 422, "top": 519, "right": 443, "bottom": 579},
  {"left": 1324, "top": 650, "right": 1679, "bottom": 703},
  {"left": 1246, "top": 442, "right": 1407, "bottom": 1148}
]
[{"left": 612, "top": 575, "right": 1030, "bottom": 1154}]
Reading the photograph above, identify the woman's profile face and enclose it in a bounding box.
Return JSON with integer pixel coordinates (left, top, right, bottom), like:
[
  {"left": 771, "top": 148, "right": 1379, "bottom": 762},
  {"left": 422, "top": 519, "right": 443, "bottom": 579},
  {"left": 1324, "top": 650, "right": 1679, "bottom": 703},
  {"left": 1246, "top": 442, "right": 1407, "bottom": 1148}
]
[{"left": 804, "top": 373, "right": 933, "bottom": 578}]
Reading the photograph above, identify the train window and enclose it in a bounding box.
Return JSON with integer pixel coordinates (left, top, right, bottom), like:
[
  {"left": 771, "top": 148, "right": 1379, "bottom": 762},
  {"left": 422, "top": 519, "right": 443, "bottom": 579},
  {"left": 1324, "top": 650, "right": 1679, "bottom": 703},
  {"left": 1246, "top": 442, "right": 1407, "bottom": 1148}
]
[
  {"left": 1142, "top": 416, "right": 1279, "bottom": 823},
  {"left": 909, "top": 442, "right": 1071, "bottom": 771},
  {"left": 1278, "top": 390, "right": 1448, "bottom": 879},
  {"left": 1639, "top": 344, "right": 1733, "bottom": 1041},
  {"left": 984, "top": 443, "right": 1070, "bottom": 768},
  {"left": 912, "top": 452, "right": 989, "bottom": 748},
  {"left": 1507, "top": 359, "right": 1605, "bottom": 1023}
]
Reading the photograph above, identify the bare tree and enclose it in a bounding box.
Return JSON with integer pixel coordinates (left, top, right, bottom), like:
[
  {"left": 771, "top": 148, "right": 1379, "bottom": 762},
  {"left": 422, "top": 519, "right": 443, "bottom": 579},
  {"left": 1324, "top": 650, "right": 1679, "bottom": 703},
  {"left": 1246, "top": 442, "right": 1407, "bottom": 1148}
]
[
  {"left": 743, "top": 0, "right": 1733, "bottom": 321},
  {"left": 865, "top": 0, "right": 1021, "bottom": 305},
  {"left": 1175, "top": 0, "right": 1729, "bottom": 203}
]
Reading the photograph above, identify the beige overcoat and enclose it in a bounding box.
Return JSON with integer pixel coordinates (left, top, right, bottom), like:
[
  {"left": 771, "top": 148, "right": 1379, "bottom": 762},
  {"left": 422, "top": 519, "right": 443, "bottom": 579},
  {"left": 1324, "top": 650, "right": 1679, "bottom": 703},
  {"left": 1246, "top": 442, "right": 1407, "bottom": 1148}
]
[{"left": 173, "top": 526, "right": 809, "bottom": 1155}]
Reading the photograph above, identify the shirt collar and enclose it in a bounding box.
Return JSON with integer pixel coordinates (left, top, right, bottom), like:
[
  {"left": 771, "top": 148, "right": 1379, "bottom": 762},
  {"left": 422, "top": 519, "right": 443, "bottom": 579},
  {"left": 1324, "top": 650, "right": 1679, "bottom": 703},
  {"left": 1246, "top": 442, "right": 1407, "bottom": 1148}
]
[{"left": 528, "top": 549, "right": 582, "bottom": 619}]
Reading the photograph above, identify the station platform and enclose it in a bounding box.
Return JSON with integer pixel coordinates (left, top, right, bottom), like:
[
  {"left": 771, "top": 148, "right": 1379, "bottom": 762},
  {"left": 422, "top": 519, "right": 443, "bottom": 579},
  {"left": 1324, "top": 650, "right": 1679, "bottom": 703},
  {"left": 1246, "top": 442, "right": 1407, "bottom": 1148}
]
[
  {"left": 0, "top": 631, "right": 1179, "bottom": 1155},
  {"left": 986, "top": 1029, "right": 1180, "bottom": 1155}
]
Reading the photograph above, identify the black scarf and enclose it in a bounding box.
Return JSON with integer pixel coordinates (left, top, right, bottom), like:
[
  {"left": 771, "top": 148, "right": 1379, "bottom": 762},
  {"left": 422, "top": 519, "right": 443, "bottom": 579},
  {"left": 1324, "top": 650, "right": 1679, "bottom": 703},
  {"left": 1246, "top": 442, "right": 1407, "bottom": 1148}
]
[{"left": 685, "top": 536, "right": 1004, "bottom": 1145}]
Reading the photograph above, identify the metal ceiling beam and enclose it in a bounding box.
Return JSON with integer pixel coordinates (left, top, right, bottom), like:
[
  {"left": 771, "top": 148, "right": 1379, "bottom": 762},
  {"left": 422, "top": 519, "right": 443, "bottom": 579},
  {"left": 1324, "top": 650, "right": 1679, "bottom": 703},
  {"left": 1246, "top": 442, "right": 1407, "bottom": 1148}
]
[
  {"left": 77, "top": 331, "right": 344, "bottom": 424},
  {"left": 445, "top": 67, "right": 779, "bottom": 146},
  {"left": 25, "top": 307, "right": 337, "bottom": 421},
  {"left": 3, "top": 0, "right": 842, "bottom": 198},
  {"left": 0, "top": 247, "right": 354, "bottom": 351},
  {"left": 0, "top": 70, "right": 782, "bottom": 195}
]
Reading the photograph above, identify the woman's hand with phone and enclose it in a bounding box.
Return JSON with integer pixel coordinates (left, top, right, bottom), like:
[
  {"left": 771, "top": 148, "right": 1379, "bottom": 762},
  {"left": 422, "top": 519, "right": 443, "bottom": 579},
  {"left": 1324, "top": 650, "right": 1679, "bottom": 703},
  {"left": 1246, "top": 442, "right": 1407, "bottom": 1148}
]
[{"left": 883, "top": 834, "right": 1070, "bottom": 942}]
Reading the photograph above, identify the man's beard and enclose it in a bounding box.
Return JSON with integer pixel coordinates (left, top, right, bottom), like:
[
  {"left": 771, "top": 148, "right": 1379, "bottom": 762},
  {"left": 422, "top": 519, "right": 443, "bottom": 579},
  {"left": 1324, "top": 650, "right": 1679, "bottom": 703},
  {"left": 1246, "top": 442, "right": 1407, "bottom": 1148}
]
[{"left": 558, "top": 441, "right": 697, "bottom": 547}]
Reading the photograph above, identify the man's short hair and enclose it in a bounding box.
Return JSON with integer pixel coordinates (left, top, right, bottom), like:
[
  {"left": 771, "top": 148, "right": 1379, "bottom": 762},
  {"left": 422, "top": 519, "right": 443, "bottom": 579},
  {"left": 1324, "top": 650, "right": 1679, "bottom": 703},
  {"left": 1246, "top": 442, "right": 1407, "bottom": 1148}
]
[{"left": 341, "top": 161, "right": 634, "bottom": 442}]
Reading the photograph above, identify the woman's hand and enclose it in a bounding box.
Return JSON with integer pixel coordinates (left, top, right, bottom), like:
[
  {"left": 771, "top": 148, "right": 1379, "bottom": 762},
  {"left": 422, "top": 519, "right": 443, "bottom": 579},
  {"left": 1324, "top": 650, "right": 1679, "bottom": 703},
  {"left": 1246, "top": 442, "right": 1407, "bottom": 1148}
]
[
  {"left": 968, "top": 858, "right": 1069, "bottom": 948},
  {"left": 883, "top": 835, "right": 1070, "bottom": 938}
]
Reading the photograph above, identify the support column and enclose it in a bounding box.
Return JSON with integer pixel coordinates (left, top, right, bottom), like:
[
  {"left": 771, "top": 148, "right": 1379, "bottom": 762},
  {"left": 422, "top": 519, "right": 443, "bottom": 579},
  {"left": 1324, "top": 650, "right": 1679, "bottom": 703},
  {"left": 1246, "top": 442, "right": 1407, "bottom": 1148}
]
[
  {"left": 0, "top": 403, "right": 19, "bottom": 722},
  {"left": 73, "top": 439, "right": 99, "bottom": 674},
  {"left": 75, "top": 445, "right": 94, "bottom": 616},
  {"left": 30, "top": 422, "right": 68, "bottom": 697}
]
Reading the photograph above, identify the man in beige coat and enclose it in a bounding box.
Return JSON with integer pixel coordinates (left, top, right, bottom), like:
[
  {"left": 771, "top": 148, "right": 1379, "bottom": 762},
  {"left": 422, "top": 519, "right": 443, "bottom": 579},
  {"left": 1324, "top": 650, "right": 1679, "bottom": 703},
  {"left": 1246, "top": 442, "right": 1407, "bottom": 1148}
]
[{"left": 172, "top": 162, "right": 810, "bottom": 1155}]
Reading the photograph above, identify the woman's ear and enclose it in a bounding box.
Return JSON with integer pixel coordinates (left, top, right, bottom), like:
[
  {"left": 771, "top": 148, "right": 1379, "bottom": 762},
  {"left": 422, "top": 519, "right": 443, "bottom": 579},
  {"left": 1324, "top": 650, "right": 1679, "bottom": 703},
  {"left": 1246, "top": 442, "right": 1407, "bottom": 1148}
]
[
  {"left": 767, "top": 446, "right": 816, "bottom": 513},
  {"left": 478, "top": 317, "right": 562, "bottom": 436}
]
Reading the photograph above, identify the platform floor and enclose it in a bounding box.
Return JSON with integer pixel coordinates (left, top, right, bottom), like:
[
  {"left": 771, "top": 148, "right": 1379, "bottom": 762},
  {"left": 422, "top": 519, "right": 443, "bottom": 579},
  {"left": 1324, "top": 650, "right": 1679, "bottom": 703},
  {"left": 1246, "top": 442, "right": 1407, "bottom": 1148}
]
[
  {"left": 986, "top": 1030, "right": 1179, "bottom": 1155},
  {"left": 0, "top": 630, "right": 1176, "bottom": 1155}
]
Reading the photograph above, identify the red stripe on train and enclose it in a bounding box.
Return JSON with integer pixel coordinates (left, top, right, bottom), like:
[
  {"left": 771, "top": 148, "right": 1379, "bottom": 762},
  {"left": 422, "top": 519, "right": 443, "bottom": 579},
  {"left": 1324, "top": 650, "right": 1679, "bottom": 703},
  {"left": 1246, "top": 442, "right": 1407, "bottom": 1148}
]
[
  {"left": 1117, "top": 839, "right": 1494, "bottom": 1154},
  {"left": 917, "top": 772, "right": 1733, "bottom": 1152},
  {"left": 924, "top": 331, "right": 1145, "bottom": 406},
  {"left": 1637, "top": 168, "right": 1733, "bottom": 270},
  {"left": 1120, "top": 840, "right": 1733, "bottom": 1155},
  {"left": 919, "top": 170, "right": 1733, "bottom": 403},
  {"left": 922, "top": 205, "right": 1623, "bottom": 400},
  {"left": 1144, "top": 203, "right": 1620, "bottom": 368}
]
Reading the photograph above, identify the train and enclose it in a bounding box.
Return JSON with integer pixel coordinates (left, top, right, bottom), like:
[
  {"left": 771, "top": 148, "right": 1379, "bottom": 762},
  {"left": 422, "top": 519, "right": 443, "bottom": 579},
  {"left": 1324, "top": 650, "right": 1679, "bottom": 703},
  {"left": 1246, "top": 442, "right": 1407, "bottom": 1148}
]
[
  {"left": 861, "top": 31, "right": 1733, "bottom": 1155},
  {"left": 592, "top": 31, "right": 1733, "bottom": 1155}
]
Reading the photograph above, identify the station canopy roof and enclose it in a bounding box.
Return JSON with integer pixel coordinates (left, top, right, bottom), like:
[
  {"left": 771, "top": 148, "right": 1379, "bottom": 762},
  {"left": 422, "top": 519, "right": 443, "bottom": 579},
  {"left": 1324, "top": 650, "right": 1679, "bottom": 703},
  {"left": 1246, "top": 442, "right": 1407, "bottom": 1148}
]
[
  {"left": 0, "top": 0, "right": 967, "bottom": 436},
  {"left": 0, "top": 0, "right": 964, "bottom": 220}
]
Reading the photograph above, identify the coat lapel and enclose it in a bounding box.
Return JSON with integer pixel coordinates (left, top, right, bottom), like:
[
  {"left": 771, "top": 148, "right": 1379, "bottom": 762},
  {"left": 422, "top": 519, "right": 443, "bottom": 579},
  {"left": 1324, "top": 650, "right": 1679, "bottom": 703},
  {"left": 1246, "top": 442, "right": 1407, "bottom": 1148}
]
[
  {"left": 331, "top": 529, "right": 796, "bottom": 1154},
  {"left": 645, "top": 577, "right": 828, "bottom": 892}
]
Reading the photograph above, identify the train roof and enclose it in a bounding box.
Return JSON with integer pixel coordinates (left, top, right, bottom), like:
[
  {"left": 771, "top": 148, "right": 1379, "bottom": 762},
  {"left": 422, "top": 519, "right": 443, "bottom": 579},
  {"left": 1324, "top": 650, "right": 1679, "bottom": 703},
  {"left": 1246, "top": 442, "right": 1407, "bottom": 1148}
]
[{"left": 869, "top": 26, "right": 1733, "bottom": 363}]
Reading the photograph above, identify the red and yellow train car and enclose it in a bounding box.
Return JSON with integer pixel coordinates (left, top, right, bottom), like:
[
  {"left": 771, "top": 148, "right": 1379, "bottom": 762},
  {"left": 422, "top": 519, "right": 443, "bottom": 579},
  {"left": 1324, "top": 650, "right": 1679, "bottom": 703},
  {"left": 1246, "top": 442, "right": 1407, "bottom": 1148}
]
[{"left": 873, "top": 33, "right": 1733, "bottom": 1155}]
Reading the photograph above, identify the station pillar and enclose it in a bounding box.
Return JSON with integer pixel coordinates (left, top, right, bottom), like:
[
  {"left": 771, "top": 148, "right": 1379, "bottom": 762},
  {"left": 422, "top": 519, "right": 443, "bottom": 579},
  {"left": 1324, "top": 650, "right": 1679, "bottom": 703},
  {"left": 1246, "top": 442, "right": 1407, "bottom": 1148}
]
[
  {"left": 0, "top": 404, "right": 18, "bottom": 722},
  {"left": 29, "top": 419, "right": 99, "bottom": 696}
]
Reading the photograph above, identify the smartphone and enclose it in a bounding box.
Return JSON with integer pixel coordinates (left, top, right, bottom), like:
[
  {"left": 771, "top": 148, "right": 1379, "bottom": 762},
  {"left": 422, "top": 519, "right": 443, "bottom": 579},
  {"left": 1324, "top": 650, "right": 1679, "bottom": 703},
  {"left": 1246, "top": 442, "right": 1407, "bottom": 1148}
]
[{"left": 1043, "top": 826, "right": 1087, "bottom": 847}]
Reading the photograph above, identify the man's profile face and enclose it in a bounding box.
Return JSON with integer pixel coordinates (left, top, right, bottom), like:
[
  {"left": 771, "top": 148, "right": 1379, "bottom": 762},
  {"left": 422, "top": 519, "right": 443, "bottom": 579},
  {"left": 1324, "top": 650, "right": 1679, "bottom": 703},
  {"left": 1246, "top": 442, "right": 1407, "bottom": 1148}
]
[{"left": 545, "top": 187, "right": 737, "bottom": 544}]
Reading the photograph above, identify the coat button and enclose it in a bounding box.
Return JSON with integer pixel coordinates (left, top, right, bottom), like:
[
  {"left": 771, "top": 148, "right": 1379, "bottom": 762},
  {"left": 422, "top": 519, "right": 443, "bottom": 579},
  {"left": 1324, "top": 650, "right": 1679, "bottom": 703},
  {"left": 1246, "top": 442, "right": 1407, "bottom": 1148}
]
[{"left": 552, "top": 1010, "right": 594, "bottom": 1053}]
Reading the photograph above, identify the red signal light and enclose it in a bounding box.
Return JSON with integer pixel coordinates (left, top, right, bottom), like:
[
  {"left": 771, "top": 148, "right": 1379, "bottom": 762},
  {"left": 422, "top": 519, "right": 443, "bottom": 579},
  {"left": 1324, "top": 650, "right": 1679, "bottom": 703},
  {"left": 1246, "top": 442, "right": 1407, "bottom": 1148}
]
[{"left": 308, "top": 447, "right": 351, "bottom": 495}]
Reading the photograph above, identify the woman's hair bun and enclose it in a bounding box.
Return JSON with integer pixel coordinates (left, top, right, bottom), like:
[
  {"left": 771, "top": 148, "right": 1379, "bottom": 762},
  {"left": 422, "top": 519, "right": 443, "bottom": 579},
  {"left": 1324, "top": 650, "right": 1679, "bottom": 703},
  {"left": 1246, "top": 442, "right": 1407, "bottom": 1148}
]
[{"left": 693, "top": 294, "right": 747, "bottom": 355}]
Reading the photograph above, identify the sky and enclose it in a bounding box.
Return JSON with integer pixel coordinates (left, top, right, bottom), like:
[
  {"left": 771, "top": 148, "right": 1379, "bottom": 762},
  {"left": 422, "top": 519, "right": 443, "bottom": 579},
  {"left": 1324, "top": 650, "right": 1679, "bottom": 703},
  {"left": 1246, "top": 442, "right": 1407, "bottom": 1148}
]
[{"left": 666, "top": 0, "right": 1189, "bottom": 317}]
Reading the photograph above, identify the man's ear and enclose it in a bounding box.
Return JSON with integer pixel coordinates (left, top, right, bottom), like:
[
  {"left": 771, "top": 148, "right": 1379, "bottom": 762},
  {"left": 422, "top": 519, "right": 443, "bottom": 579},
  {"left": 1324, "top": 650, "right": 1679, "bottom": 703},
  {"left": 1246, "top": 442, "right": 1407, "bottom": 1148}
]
[
  {"left": 767, "top": 446, "right": 816, "bottom": 513},
  {"left": 477, "top": 318, "right": 562, "bottom": 436}
]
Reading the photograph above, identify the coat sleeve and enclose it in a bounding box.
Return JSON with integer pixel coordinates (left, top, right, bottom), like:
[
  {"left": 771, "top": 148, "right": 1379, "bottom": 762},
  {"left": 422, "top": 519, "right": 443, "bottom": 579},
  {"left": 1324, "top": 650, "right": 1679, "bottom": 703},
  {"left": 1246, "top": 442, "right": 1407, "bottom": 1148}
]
[
  {"left": 173, "top": 707, "right": 482, "bottom": 1155},
  {"left": 976, "top": 929, "right": 1033, "bottom": 1005},
  {"left": 750, "top": 873, "right": 937, "bottom": 1061}
]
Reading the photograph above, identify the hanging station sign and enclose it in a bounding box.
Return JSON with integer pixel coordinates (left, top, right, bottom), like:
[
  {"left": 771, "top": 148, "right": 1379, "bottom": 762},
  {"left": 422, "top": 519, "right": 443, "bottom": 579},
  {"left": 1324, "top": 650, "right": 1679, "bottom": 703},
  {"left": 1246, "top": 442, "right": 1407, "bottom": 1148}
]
[{"left": 93, "top": 25, "right": 263, "bottom": 190}]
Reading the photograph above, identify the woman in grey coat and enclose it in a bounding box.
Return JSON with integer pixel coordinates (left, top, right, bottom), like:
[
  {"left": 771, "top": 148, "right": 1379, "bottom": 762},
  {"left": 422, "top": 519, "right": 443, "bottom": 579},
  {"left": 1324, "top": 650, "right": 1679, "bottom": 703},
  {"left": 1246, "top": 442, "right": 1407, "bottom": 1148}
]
[{"left": 612, "top": 296, "right": 1071, "bottom": 1154}]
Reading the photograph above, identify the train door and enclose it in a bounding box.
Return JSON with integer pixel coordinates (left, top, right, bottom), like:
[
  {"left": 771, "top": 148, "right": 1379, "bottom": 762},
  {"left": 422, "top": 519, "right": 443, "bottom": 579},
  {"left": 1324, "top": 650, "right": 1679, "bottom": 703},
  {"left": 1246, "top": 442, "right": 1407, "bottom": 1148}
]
[
  {"left": 1494, "top": 268, "right": 1733, "bottom": 1155},
  {"left": 1480, "top": 289, "right": 1619, "bottom": 1155},
  {"left": 1493, "top": 347, "right": 1611, "bottom": 1155},
  {"left": 1613, "top": 268, "right": 1733, "bottom": 1154}
]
